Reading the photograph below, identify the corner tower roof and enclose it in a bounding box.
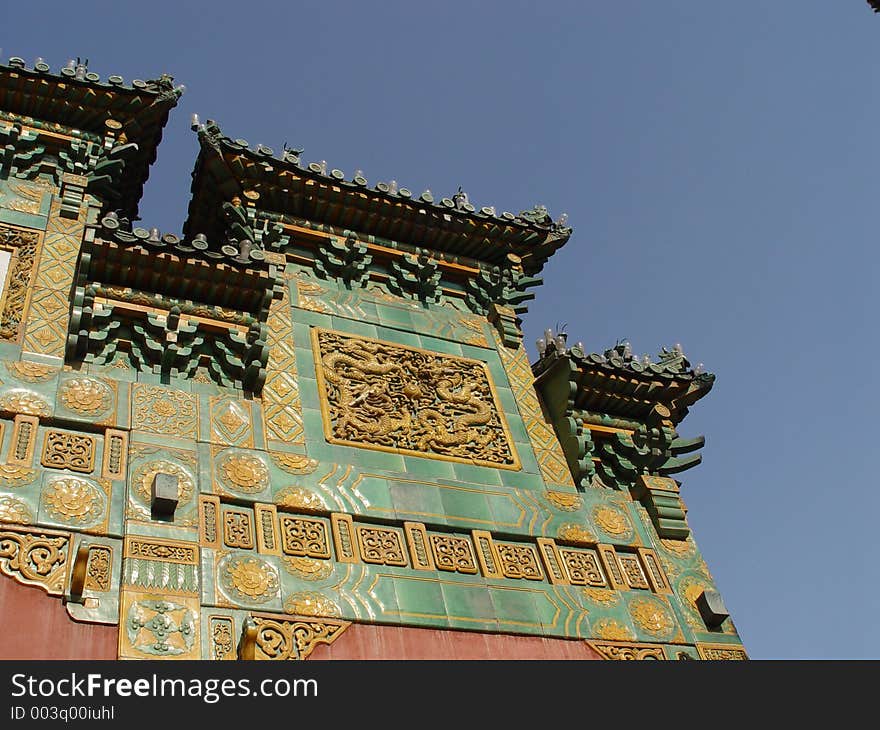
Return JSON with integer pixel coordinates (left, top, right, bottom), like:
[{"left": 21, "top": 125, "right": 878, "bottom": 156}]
[{"left": 0, "top": 57, "right": 181, "bottom": 218}]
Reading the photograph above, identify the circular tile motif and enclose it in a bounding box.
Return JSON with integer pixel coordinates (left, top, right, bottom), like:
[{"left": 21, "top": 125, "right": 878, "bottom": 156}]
[
  {"left": 43, "top": 477, "right": 105, "bottom": 526},
  {"left": 545, "top": 490, "right": 583, "bottom": 512},
  {"left": 4, "top": 361, "right": 57, "bottom": 383},
  {"left": 0, "top": 496, "right": 33, "bottom": 524},
  {"left": 131, "top": 460, "right": 195, "bottom": 511},
  {"left": 221, "top": 555, "right": 279, "bottom": 604},
  {"left": 0, "top": 389, "right": 51, "bottom": 417},
  {"left": 283, "top": 591, "right": 340, "bottom": 618},
  {"left": 282, "top": 556, "right": 333, "bottom": 581},
  {"left": 556, "top": 523, "right": 597, "bottom": 545},
  {"left": 269, "top": 452, "right": 319, "bottom": 475},
  {"left": 628, "top": 596, "right": 675, "bottom": 638},
  {"left": 679, "top": 573, "right": 714, "bottom": 613},
  {"left": 593, "top": 618, "right": 635, "bottom": 642},
  {"left": 582, "top": 588, "right": 621, "bottom": 606},
  {"left": 59, "top": 377, "right": 112, "bottom": 416},
  {"left": 218, "top": 453, "right": 269, "bottom": 494},
  {"left": 0, "top": 464, "right": 39, "bottom": 488},
  {"left": 274, "top": 487, "right": 325, "bottom": 512},
  {"left": 592, "top": 504, "right": 632, "bottom": 539},
  {"left": 660, "top": 537, "right": 695, "bottom": 556}
]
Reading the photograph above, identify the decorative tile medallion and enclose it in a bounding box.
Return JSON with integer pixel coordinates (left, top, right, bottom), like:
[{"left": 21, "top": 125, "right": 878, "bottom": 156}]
[
  {"left": 58, "top": 376, "right": 114, "bottom": 420},
  {"left": 131, "top": 384, "right": 198, "bottom": 439},
  {"left": 41, "top": 476, "right": 106, "bottom": 528},
  {"left": 219, "top": 554, "right": 280, "bottom": 605}
]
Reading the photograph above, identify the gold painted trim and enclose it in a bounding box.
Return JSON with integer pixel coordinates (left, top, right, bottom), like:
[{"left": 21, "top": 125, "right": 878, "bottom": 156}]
[
  {"left": 198, "top": 495, "right": 222, "bottom": 549},
  {"left": 536, "top": 537, "right": 569, "bottom": 586},
  {"left": 597, "top": 543, "right": 627, "bottom": 590},
  {"left": 310, "top": 326, "right": 521, "bottom": 470},
  {"left": 404, "top": 521, "right": 435, "bottom": 571},
  {"left": 255, "top": 503, "right": 281, "bottom": 556},
  {"left": 330, "top": 513, "right": 359, "bottom": 563},
  {"left": 7, "top": 414, "right": 38, "bottom": 466},
  {"left": 471, "top": 529, "right": 503, "bottom": 578}
]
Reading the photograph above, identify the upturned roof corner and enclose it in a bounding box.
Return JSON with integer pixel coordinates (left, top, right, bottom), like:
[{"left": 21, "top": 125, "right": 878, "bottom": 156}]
[{"left": 183, "top": 118, "right": 572, "bottom": 276}]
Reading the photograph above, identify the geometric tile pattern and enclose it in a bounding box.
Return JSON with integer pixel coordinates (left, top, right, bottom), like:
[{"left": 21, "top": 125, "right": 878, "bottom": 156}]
[
  {"left": 264, "top": 286, "right": 304, "bottom": 444},
  {"left": 492, "top": 330, "right": 574, "bottom": 488},
  {"left": 21, "top": 199, "right": 82, "bottom": 358},
  {"left": 209, "top": 396, "right": 254, "bottom": 448}
]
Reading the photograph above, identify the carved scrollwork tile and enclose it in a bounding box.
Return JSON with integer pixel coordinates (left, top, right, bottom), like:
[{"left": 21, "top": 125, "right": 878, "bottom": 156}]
[
  {"left": 0, "top": 225, "right": 39, "bottom": 344},
  {"left": 355, "top": 525, "right": 407, "bottom": 567},
  {"left": 40, "top": 430, "right": 96, "bottom": 473},
  {"left": 222, "top": 508, "right": 255, "bottom": 550},
  {"left": 495, "top": 542, "right": 544, "bottom": 581},
  {"left": 0, "top": 526, "right": 69, "bottom": 595},
  {"left": 588, "top": 640, "right": 666, "bottom": 660},
  {"left": 429, "top": 533, "right": 477, "bottom": 574},
  {"left": 695, "top": 643, "right": 748, "bottom": 660},
  {"left": 560, "top": 547, "right": 607, "bottom": 587},
  {"left": 241, "top": 613, "right": 350, "bottom": 660}
]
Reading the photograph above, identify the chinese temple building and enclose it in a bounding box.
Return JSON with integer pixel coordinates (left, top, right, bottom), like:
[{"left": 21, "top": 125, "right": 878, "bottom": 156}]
[{"left": 0, "top": 57, "right": 746, "bottom": 660}]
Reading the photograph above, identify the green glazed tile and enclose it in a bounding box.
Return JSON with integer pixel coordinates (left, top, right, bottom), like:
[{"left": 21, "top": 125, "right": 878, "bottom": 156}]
[
  {"left": 439, "top": 486, "right": 495, "bottom": 528},
  {"left": 392, "top": 574, "right": 450, "bottom": 629},
  {"left": 389, "top": 479, "right": 448, "bottom": 526},
  {"left": 488, "top": 585, "right": 544, "bottom": 635},
  {"left": 452, "top": 461, "right": 503, "bottom": 487}
]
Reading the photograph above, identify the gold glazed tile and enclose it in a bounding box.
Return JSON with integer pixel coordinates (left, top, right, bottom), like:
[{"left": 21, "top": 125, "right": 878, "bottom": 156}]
[
  {"left": 312, "top": 327, "right": 519, "bottom": 469},
  {"left": 695, "top": 643, "right": 748, "bottom": 660},
  {"left": 131, "top": 384, "right": 198, "bottom": 439},
  {"left": 404, "top": 521, "right": 435, "bottom": 571},
  {"left": 255, "top": 503, "right": 281, "bottom": 555},
  {"left": 279, "top": 515, "right": 331, "bottom": 559},
  {"left": 429, "top": 533, "right": 477, "bottom": 574},
  {"left": 0, "top": 225, "right": 40, "bottom": 345},
  {"left": 356, "top": 525, "right": 408, "bottom": 567},
  {"left": 588, "top": 640, "right": 666, "bottom": 660},
  {"left": 7, "top": 414, "right": 39, "bottom": 465},
  {"left": 40, "top": 430, "right": 96, "bottom": 473},
  {"left": 118, "top": 591, "right": 200, "bottom": 660}
]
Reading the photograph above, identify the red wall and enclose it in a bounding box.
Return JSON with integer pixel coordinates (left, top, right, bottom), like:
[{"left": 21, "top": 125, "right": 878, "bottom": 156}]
[
  {"left": 310, "top": 623, "right": 603, "bottom": 660},
  {"left": 0, "top": 577, "right": 117, "bottom": 659}
]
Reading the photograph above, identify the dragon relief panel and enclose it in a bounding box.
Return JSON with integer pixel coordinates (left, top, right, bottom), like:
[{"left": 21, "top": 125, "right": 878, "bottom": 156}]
[{"left": 311, "top": 328, "right": 518, "bottom": 468}]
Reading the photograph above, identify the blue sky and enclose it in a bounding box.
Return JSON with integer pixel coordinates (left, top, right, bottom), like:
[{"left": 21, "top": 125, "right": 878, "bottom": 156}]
[{"left": 5, "top": 2, "right": 879, "bottom": 658}]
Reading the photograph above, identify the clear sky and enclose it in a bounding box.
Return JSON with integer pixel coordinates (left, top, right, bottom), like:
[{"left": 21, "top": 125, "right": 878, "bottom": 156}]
[{"left": 5, "top": 1, "right": 879, "bottom": 659}]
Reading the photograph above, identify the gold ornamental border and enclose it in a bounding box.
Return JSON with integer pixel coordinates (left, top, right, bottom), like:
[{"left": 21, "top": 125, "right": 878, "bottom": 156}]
[{"left": 310, "top": 326, "right": 521, "bottom": 471}]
